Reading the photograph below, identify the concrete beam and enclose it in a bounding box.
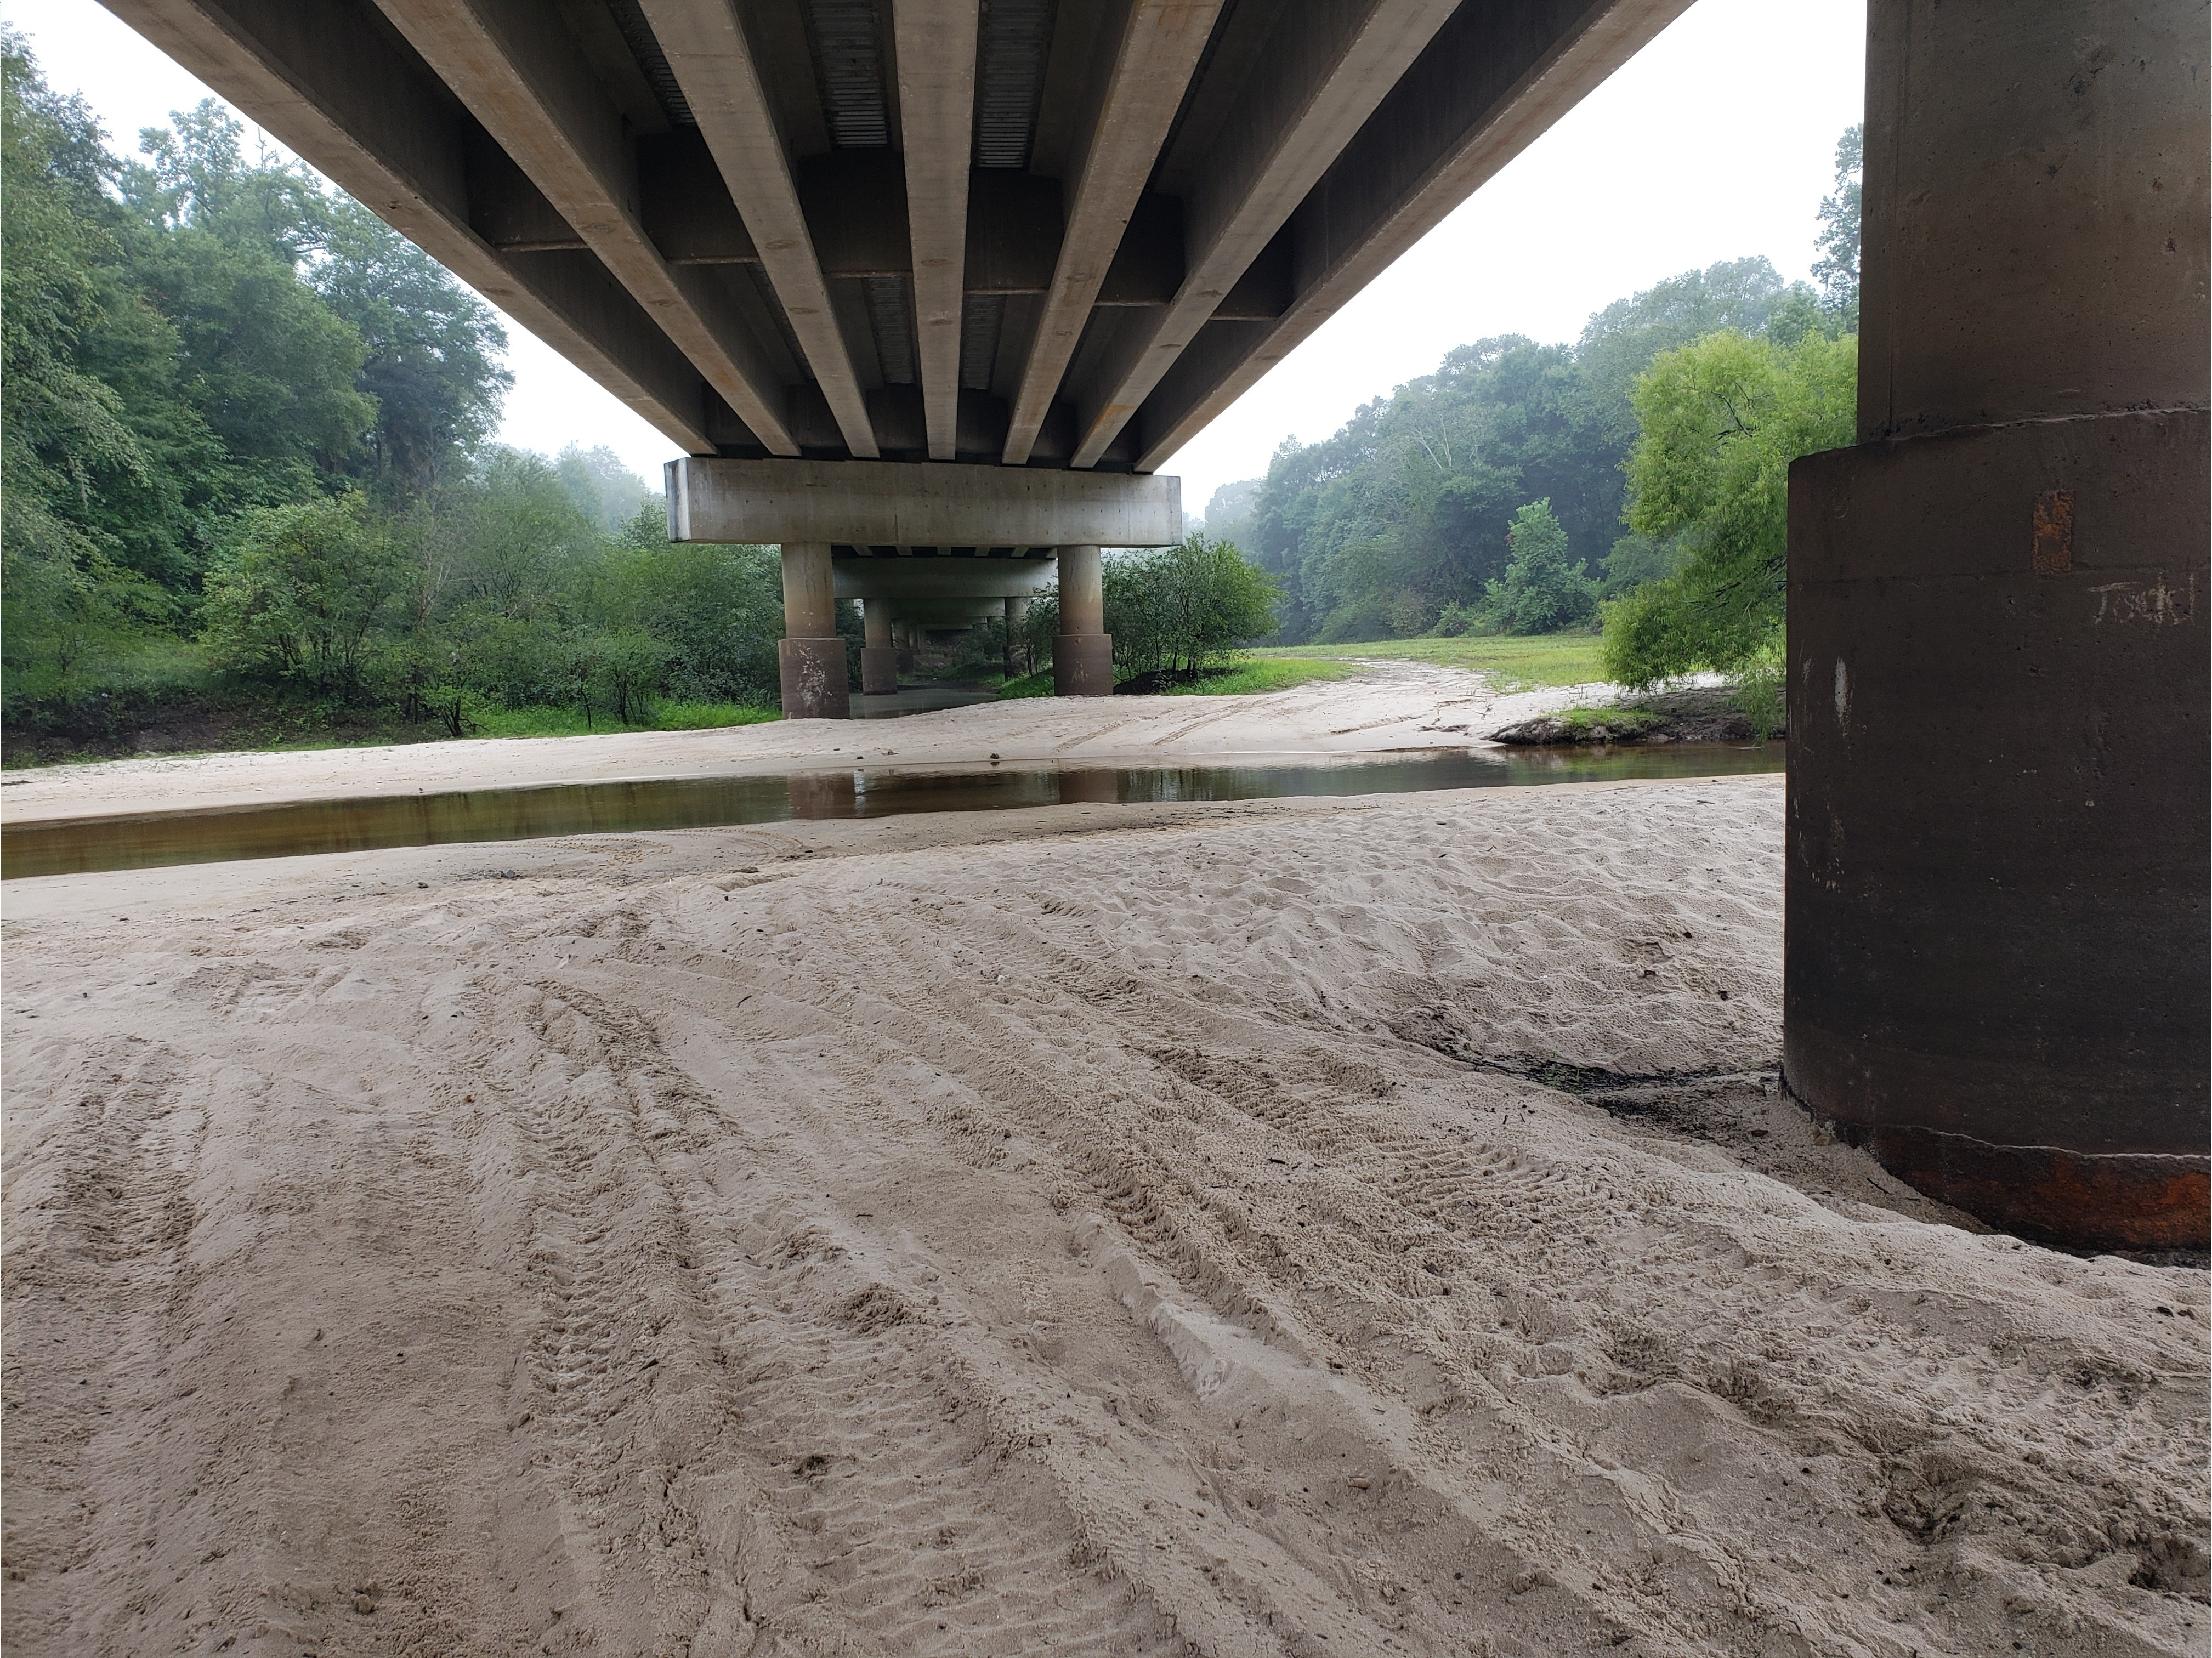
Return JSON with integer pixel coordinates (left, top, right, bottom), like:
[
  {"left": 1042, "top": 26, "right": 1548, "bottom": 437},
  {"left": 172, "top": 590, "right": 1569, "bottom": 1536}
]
[
  {"left": 999, "top": 0, "right": 1225, "bottom": 465},
  {"left": 638, "top": 131, "right": 760, "bottom": 265},
  {"left": 668, "top": 458, "right": 1182, "bottom": 545},
  {"left": 895, "top": 0, "right": 980, "bottom": 461},
  {"left": 866, "top": 597, "right": 1007, "bottom": 631},
  {"left": 96, "top": 0, "right": 724, "bottom": 455},
  {"left": 637, "top": 0, "right": 881, "bottom": 460},
  {"left": 1068, "top": 0, "right": 1462, "bottom": 467},
  {"left": 1134, "top": 0, "right": 1693, "bottom": 472},
  {"left": 371, "top": 0, "right": 799, "bottom": 453}
]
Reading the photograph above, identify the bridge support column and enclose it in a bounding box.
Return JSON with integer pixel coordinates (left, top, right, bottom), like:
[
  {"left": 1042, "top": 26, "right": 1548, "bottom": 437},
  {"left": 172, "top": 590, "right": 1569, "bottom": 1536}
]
[
  {"left": 860, "top": 600, "right": 898, "bottom": 696},
  {"left": 1054, "top": 545, "right": 1113, "bottom": 697},
  {"left": 777, "top": 542, "right": 850, "bottom": 720},
  {"left": 1784, "top": 0, "right": 2208, "bottom": 1248}
]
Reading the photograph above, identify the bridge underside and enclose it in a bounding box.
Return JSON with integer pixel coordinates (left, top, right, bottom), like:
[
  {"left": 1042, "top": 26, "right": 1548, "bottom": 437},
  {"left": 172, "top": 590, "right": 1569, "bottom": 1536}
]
[
  {"left": 97, "top": 0, "right": 2207, "bottom": 1245},
  {"left": 101, "top": 0, "right": 1692, "bottom": 474},
  {"left": 100, "top": 0, "right": 1697, "bottom": 706}
]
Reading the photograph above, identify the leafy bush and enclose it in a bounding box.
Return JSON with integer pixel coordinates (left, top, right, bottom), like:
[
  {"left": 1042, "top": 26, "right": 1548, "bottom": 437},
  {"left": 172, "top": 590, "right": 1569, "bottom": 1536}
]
[
  {"left": 1482, "top": 500, "right": 1595, "bottom": 634},
  {"left": 1104, "top": 533, "right": 1278, "bottom": 675},
  {"left": 1427, "top": 600, "right": 1478, "bottom": 637},
  {"left": 1315, "top": 594, "right": 1398, "bottom": 644},
  {"left": 200, "top": 495, "right": 410, "bottom": 694},
  {"left": 1601, "top": 329, "right": 1856, "bottom": 689}
]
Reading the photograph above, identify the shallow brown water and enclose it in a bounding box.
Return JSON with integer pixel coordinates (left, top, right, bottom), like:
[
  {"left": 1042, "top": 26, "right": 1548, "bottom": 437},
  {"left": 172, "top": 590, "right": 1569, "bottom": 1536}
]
[{"left": 0, "top": 743, "right": 1782, "bottom": 879}]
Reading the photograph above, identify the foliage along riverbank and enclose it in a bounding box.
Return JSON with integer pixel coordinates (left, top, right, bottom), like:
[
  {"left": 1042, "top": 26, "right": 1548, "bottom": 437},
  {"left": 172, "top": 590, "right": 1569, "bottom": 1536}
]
[
  {"left": 1486, "top": 685, "right": 1784, "bottom": 747},
  {"left": 2, "top": 39, "right": 806, "bottom": 762}
]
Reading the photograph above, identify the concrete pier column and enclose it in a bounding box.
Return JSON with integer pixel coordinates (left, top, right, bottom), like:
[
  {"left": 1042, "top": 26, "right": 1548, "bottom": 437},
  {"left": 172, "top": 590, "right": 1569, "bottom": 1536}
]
[
  {"left": 860, "top": 600, "right": 898, "bottom": 696},
  {"left": 776, "top": 542, "right": 850, "bottom": 719},
  {"left": 1054, "top": 545, "right": 1113, "bottom": 696},
  {"left": 1003, "top": 595, "right": 1030, "bottom": 680},
  {"left": 1785, "top": 0, "right": 2208, "bottom": 1248}
]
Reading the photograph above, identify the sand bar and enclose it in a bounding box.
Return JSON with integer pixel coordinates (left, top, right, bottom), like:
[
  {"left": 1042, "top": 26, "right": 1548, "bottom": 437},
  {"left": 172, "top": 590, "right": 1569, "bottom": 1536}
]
[
  {"left": 0, "top": 662, "right": 1593, "bottom": 824},
  {"left": 2, "top": 685, "right": 2204, "bottom": 1657}
]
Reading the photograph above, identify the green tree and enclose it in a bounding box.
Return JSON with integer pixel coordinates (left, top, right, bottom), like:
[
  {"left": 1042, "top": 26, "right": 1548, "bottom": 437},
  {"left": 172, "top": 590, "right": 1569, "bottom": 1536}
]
[
  {"left": 1103, "top": 534, "right": 1279, "bottom": 679},
  {"left": 593, "top": 518, "right": 784, "bottom": 708},
  {"left": 119, "top": 104, "right": 376, "bottom": 495},
  {"left": 315, "top": 195, "right": 512, "bottom": 497},
  {"left": 1246, "top": 261, "right": 1806, "bottom": 645},
  {"left": 1483, "top": 499, "right": 1595, "bottom": 634},
  {"left": 1601, "top": 330, "right": 1857, "bottom": 688},
  {"left": 1598, "top": 531, "right": 1686, "bottom": 598},
  {"left": 199, "top": 494, "right": 410, "bottom": 693},
  {"left": 1813, "top": 125, "right": 1863, "bottom": 327},
  {"left": 557, "top": 443, "right": 655, "bottom": 531},
  {"left": 0, "top": 33, "right": 167, "bottom": 712}
]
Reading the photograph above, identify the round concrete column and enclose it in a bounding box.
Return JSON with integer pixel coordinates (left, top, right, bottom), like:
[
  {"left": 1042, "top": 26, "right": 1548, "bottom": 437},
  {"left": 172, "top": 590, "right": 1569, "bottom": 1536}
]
[
  {"left": 1785, "top": 0, "right": 2208, "bottom": 1247},
  {"left": 776, "top": 542, "right": 849, "bottom": 719},
  {"left": 1053, "top": 544, "right": 1113, "bottom": 696},
  {"left": 860, "top": 599, "right": 898, "bottom": 696}
]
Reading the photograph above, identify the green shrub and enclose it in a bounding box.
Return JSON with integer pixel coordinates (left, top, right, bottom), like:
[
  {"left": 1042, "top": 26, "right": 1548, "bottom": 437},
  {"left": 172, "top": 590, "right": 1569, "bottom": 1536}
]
[
  {"left": 1105, "top": 533, "right": 1279, "bottom": 676},
  {"left": 1481, "top": 500, "right": 1595, "bottom": 634},
  {"left": 1601, "top": 329, "right": 1856, "bottom": 689}
]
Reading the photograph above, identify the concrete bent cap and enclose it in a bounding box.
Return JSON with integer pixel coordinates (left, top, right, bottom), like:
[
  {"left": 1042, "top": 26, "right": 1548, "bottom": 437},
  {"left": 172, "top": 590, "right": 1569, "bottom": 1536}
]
[{"left": 666, "top": 458, "right": 1184, "bottom": 546}]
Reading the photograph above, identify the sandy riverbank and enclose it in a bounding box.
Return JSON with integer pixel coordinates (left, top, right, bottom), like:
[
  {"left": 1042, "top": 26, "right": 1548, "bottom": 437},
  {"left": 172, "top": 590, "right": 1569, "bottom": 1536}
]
[
  {"left": 0, "top": 661, "right": 1592, "bottom": 824},
  {"left": 3, "top": 757, "right": 2204, "bottom": 1657}
]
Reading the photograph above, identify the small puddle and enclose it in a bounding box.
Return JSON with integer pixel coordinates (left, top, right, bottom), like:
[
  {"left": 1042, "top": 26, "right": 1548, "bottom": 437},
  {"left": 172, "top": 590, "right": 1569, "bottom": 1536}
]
[{"left": 0, "top": 744, "right": 1780, "bottom": 879}]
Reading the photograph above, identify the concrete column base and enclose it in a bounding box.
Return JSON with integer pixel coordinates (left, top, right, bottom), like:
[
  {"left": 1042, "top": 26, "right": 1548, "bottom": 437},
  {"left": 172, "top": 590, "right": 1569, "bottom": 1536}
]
[
  {"left": 1053, "top": 634, "right": 1114, "bottom": 697},
  {"left": 1784, "top": 407, "right": 2208, "bottom": 1250},
  {"left": 859, "top": 646, "right": 899, "bottom": 696},
  {"left": 778, "top": 637, "right": 851, "bottom": 720}
]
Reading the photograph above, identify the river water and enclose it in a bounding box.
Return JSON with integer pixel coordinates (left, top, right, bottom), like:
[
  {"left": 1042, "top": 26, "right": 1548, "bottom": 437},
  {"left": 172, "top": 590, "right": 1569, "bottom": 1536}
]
[{"left": 1, "top": 743, "right": 1782, "bottom": 879}]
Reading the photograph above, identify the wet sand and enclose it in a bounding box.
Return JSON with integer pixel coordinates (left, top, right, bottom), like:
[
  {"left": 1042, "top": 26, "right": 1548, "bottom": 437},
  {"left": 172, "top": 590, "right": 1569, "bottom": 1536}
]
[{"left": 2, "top": 685, "right": 2205, "bottom": 1657}]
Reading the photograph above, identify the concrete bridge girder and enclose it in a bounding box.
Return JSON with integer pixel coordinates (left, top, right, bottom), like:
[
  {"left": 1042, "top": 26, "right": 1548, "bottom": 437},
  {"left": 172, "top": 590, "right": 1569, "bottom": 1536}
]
[{"left": 94, "top": 0, "right": 1689, "bottom": 468}]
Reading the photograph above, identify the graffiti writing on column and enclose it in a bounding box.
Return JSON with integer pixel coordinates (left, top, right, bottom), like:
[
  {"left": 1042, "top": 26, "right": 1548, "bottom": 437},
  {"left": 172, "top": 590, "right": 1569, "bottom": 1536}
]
[{"left": 2089, "top": 572, "right": 2196, "bottom": 626}]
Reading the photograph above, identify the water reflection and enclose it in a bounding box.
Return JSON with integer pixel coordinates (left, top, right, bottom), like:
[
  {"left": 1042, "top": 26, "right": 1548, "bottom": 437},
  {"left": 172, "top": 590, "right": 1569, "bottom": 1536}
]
[{"left": 2, "top": 742, "right": 1781, "bottom": 879}]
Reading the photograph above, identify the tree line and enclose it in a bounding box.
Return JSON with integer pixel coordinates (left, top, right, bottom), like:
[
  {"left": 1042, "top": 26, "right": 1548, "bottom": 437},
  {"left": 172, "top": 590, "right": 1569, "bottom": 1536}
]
[
  {"left": 2, "top": 36, "right": 792, "bottom": 749},
  {"left": 1205, "top": 124, "right": 1864, "bottom": 698}
]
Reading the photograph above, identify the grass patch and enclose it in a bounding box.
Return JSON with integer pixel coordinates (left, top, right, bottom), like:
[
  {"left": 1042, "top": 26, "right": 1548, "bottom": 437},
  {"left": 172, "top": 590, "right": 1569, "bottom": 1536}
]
[
  {"left": 998, "top": 655, "right": 1349, "bottom": 701},
  {"left": 1265, "top": 632, "right": 1608, "bottom": 690},
  {"left": 1158, "top": 655, "right": 1351, "bottom": 696},
  {"left": 462, "top": 701, "right": 780, "bottom": 739},
  {"left": 998, "top": 668, "right": 1056, "bottom": 699}
]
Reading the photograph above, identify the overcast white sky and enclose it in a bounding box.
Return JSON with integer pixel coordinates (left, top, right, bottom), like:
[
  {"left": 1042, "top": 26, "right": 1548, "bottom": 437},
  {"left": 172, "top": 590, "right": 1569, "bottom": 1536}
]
[{"left": 9, "top": 0, "right": 1865, "bottom": 516}]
